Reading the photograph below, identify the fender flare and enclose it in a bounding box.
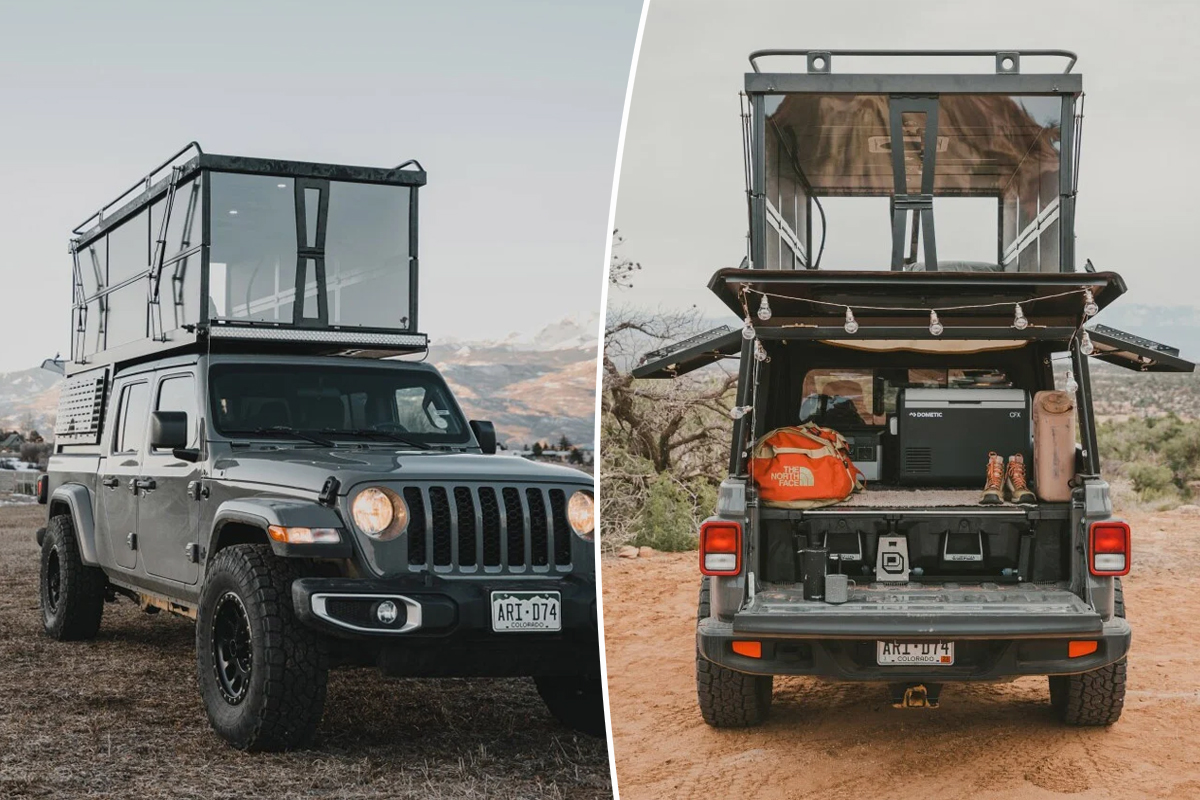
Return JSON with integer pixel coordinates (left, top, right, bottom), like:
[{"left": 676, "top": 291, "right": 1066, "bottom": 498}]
[
  {"left": 209, "top": 496, "right": 353, "bottom": 560},
  {"left": 48, "top": 484, "right": 100, "bottom": 566}
]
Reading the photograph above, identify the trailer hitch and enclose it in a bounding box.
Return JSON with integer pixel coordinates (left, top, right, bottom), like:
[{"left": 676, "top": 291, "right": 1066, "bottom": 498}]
[{"left": 891, "top": 683, "right": 942, "bottom": 709}]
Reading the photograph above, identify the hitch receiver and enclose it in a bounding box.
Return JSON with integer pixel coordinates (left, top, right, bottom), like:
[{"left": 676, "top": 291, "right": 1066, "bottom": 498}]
[{"left": 891, "top": 683, "right": 942, "bottom": 709}]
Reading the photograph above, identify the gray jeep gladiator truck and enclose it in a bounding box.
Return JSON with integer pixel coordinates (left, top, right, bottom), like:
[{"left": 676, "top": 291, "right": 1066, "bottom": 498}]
[
  {"left": 634, "top": 49, "right": 1194, "bottom": 726},
  {"left": 37, "top": 144, "right": 601, "bottom": 750}
]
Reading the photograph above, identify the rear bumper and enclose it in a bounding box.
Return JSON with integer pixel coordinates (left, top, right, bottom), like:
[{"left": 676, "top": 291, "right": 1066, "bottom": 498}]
[
  {"left": 697, "top": 615, "right": 1131, "bottom": 682},
  {"left": 292, "top": 574, "right": 599, "bottom": 678}
]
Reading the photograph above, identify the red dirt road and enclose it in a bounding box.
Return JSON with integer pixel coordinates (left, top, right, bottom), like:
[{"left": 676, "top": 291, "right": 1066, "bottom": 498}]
[{"left": 602, "top": 508, "right": 1200, "bottom": 800}]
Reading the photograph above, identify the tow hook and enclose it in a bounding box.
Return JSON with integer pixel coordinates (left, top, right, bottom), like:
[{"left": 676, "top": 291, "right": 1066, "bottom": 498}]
[{"left": 891, "top": 683, "right": 942, "bottom": 709}]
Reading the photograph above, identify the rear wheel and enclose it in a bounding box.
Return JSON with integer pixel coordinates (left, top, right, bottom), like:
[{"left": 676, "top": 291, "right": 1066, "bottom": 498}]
[
  {"left": 534, "top": 676, "right": 606, "bottom": 737},
  {"left": 1049, "top": 578, "right": 1126, "bottom": 726},
  {"left": 695, "top": 578, "right": 772, "bottom": 727},
  {"left": 196, "top": 544, "right": 329, "bottom": 751},
  {"left": 40, "top": 515, "right": 106, "bottom": 641}
]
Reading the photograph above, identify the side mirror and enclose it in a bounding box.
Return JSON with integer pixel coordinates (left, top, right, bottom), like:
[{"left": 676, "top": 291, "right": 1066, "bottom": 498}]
[
  {"left": 150, "top": 410, "right": 189, "bottom": 451},
  {"left": 470, "top": 420, "right": 497, "bottom": 455}
]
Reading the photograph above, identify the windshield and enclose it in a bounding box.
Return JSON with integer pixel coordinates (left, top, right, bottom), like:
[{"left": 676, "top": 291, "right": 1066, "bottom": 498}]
[{"left": 209, "top": 363, "right": 470, "bottom": 446}]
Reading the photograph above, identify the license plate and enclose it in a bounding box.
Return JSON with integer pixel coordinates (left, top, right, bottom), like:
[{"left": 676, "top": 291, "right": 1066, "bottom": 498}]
[
  {"left": 491, "top": 591, "right": 561, "bottom": 632},
  {"left": 877, "top": 641, "right": 955, "bottom": 665}
]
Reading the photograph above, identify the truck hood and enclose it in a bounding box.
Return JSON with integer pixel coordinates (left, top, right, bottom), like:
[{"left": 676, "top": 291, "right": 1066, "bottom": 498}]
[{"left": 211, "top": 447, "right": 592, "bottom": 494}]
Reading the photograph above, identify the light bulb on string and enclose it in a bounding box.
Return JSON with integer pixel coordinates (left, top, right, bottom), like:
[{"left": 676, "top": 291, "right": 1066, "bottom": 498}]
[
  {"left": 1064, "top": 369, "right": 1079, "bottom": 394},
  {"left": 741, "top": 316, "right": 756, "bottom": 340},
  {"left": 1012, "top": 303, "right": 1029, "bottom": 331},
  {"left": 1082, "top": 289, "right": 1099, "bottom": 318},
  {"left": 756, "top": 294, "right": 772, "bottom": 321},
  {"left": 754, "top": 340, "right": 769, "bottom": 362},
  {"left": 1079, "top": 329, "right": 1095, "bottom": 356},
  {"left": 843, "top": 307, "right": 859, "bottom": 334},
  {"left": 928, "top": 310, "right": 944, "bottom": 336},
  {"left": 730, "top": 405, "right": 751, "bottom": 420}
]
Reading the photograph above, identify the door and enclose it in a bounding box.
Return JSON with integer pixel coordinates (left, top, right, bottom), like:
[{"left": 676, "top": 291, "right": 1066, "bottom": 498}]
[
  {"left": 138, "top": 371, "right": 202, "bottom": 584},
  {"left": 99, "top": 380, "right": 150, "bottom": 570}
]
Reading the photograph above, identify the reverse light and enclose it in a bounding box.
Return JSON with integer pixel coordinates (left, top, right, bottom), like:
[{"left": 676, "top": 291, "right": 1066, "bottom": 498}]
[
  {"left": 700, "top": 520, "right": 741, "bottom": 576},
  {"left": 567, "top": 490, "right": 595, "bottom": 540},
  {"left": 267, "top": 526, "right": 341, "bottom": 545},
  {"left": 1089, "top": 520, "right": 1131, "bottom": 576}
]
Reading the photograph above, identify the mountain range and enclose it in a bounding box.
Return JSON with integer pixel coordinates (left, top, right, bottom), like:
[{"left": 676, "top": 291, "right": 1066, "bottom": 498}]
[{"left": 0, "top": 315, "right": 600, "bottom": 449}]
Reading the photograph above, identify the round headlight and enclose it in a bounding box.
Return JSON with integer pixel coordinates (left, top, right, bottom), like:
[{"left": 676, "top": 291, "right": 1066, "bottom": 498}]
[
  {"left": 567, "top": 490, "right": 595, "bottom": 540},
  {"left": 353, "top": 487, "right": 404, "bottom": 538}
]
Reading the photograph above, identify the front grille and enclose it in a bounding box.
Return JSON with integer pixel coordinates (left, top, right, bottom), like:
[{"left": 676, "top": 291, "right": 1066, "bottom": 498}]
[{"left": 404, "top": 483, "right": 577, "bottom": 573}]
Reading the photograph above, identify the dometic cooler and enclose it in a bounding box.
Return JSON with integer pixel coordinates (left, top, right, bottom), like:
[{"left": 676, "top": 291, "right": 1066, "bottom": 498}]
[{"left": 896, "top": 389, "right": 1032, "bottom": 486}]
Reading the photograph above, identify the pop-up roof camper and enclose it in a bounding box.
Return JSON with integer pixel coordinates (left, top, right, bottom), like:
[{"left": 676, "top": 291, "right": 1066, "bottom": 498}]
[{"left": 67, "top": 143, "right": 426, "bottom": 375}]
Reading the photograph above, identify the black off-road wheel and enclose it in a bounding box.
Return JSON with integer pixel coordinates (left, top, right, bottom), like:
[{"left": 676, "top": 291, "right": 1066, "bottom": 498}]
[
  {"left": 534, "top": 676, "right": 606, "bottom": 737},
  {"left": 40, "top": 514, "right": 106, "bottom": 641},
  {"left": 695, "top": 578, "right": 772, "bottom": 727},
  {"left": 1049, "top": 578, "right": 1127, "bottom": 726},
  {"left": 196, "top": 544, "right": 329, "bottom": 751}
]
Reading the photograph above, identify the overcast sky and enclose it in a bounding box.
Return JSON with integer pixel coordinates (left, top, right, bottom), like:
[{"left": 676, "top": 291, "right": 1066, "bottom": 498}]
[
  {"left": 0, "top": 0, "right": 641, "bottom": 373},
  {"left": 613, "top": 0, "right": 1200, "bottom": 326}
]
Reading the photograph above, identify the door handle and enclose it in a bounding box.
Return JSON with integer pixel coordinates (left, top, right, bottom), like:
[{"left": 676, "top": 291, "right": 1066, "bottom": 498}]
[
  {"left": 101, "top": 476, "right": 119, "bottom": 489},
  {"left": 135, "top": 478, "right": 157, "bottom": 492}
]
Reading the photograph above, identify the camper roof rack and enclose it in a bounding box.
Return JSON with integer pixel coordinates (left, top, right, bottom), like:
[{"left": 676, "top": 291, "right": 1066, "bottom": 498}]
[{"left": 67, "top": 143, "right": 428, "bottom": 374}]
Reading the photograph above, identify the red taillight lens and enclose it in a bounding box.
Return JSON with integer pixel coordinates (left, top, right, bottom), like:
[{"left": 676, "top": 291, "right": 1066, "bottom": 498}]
[
  {"left": 1089, "top": 520, "right": 1130, "bottom": 576},
  {"left": 699, "top": 521, "right": 741, "bottom": 576}
]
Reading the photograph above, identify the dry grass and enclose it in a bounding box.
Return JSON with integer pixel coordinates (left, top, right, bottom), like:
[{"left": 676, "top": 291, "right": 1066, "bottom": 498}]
[{"left": 0, "top": 503, "right": 611, "bottom": 800}]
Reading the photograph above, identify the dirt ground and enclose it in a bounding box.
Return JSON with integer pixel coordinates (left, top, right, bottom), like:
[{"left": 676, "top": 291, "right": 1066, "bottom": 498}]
[
  {"left": 603, "top": 507, "right": 1200, "bottom": 800},
  {"left": 0, "top": 503, "right": 611, "bottom": 800}
]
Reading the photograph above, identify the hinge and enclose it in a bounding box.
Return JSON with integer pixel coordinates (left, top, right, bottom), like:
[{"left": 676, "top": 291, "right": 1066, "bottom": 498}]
[
  {"left": 318, "top": 476, "right": 340, "bottom": 507},
  {"left": 187, "top": 480, "right": 210, "bottom": 501}
]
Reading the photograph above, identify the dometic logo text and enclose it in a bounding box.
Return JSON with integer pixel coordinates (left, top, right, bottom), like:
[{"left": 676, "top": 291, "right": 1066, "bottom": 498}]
[
  {"left": 908, "top": 411, "right": 943, "bottom": 418},
  {"left": 770, "top": 466, "right": 815, "bottom": 487}
]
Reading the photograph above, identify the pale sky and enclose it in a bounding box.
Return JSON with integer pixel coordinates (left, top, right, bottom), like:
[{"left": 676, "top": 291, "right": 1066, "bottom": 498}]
[
  {"left": 614, "top": 0, "right": 1200, "bottom": 323},
  {"left": 0, "top": 0, "right": 641, "bottom": 373}
]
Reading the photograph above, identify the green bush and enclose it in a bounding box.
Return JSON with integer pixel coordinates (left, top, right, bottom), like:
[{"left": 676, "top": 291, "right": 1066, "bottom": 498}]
[
  {"left": 1098, "top": 414, "right": 1200, "bottom": 507},
  {"left": 631, "top": 474, "right": 702, "bottom": 552}
]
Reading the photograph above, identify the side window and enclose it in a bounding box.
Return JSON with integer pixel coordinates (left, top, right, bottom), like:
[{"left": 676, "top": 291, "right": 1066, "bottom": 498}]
[
  {"left": 114, "top": 382, "right": 151, "bottom": 455},
  {"left": 155, "top": 374, "right": 199, "bottom": 450}
]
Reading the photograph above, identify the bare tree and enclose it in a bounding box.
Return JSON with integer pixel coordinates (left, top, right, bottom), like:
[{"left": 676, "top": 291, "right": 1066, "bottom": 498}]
[{"left": 609, "top": 230, "right": 642, "bottom": 288}]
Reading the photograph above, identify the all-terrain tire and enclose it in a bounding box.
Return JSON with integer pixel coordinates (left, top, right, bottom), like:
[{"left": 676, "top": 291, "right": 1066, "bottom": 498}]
[
  {"left": 1049, "top": 578, "right": 1126, "bottom": 726},
  {"left": 695, "top": 578, "right": 772, "bottom": 727},
  {"left": 534, "top": 676, "right": 607, "bottom": 737},
  {"left": 196, "top": 544, "right": 329, "bottom": 751},
  {"left": 40, "top": 514, "right": 106, "bottom": 641}
]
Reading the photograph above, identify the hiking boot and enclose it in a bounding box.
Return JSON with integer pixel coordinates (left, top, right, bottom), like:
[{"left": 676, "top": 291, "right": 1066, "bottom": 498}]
[
  {"left": 980, "top": 452, "right": 1004, "bottom": 505},
  {"left": 1006, "top": 454, "right": 1036, "bottom": 504}
]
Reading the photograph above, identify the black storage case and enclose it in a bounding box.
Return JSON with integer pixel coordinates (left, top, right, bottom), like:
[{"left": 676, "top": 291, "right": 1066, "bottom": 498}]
[{"left": 896, "top": 388, "right": 1031, "bottom": 486}]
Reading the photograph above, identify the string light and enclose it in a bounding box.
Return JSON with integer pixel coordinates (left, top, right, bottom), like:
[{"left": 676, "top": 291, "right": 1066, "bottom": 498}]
[
  {"left": 754, "top": 340, "right": 769, "bottom": 362},
  {"left": 1012, "top": 304, "right": 1029, "bottom": 331},
  {"left": 730, "top": 405, "right": 752, "bottom": 420},
  {"left": 843, "top": 307, "right": 859, "bottom": 334},
  {"left": 1079, "top": 329, "right": 1095, "bottom": 356},
  {"left": 1064, "top": 369, "right": 1079, "bottom": 394},
  {"left": 928, "top": 310, "right": 944, "bottom": 336},
  {"left": 741, "top": 316, "right": 756, "bottom": 340},
  {"left": 756, "top": 295, "right": 772, "bottom": 321},
  {"left": 1082, "top": 289, "right": 1099, "bottom": 318}
]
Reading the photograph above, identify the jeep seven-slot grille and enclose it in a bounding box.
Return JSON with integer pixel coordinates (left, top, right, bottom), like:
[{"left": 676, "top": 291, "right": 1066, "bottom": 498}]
[{"left": 404, "top": 484, "right": 575, "bottom": 572}]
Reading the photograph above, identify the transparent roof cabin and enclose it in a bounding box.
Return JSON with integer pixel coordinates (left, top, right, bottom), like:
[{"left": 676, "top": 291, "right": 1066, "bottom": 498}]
[
  {"left": 744, "top": 50, "right": 1080, "bottom": 273},
  {"left": 68, "top": 143, "right": 426, "bottom": 374}
]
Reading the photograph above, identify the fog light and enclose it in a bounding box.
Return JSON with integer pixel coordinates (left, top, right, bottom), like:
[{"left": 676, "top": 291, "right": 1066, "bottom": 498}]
[{"left": 376, "top": 600, "right": 399, "bottom": 625}]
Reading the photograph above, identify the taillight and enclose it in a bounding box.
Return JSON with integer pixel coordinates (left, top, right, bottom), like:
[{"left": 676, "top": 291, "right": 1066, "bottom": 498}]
[
  {"left": 36, "top": 474, "right": 48, "bottom": 505},
  {"left": 700, "top": 521, "right": 741, "bottom": 576},
  {"left": 1089, "top": 520, "right": 1130, "bottom": 576}
]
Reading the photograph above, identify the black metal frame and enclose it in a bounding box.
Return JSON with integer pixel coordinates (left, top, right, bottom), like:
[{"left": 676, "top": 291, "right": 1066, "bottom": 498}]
[
  {"left": 68, "top": 144, "right": 428, "bottom": 370},
  {"left": 743, "top": 49, "right": 1082, "bottom": 275}
]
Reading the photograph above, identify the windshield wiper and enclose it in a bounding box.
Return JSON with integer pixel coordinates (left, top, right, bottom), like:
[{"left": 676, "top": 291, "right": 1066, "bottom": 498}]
[
  {"left": 319, "top": 428, "right": 432, "bottom": 450},
  {"left": 225, "top": 426, "right": 337, "bottom": 448}
]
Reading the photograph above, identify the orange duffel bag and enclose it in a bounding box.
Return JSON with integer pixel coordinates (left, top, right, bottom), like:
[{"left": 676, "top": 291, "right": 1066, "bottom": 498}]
[{"left": 750, "top": 424, "right": 865, "bottom": 509}]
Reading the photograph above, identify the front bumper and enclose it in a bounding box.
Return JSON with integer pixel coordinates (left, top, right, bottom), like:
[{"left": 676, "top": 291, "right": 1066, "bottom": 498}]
[
  {"left": 292, "top": 574, "right": 599, "bottom": 678},
  {"left": 697, "top": 615, "right": 1132, "bottom": 682}
]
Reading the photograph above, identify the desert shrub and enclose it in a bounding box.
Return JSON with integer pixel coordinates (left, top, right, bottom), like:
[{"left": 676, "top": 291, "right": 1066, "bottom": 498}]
[
  {"left": 631, "top": 474, "right": 702, "bottom": 552},
  {"left": 1098, "top": 415, "right": 1200, "bottom": 507}
]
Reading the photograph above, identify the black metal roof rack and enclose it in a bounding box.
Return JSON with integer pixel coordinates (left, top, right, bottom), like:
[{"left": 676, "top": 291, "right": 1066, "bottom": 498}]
[{"left": 748, "top": 48, "right": 1079, "bottom": 75}]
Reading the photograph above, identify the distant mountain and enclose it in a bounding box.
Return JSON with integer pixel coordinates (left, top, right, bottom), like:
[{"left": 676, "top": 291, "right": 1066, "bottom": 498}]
[{"left": 1, "top": 316, "right": 599, "bottom": 450}]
